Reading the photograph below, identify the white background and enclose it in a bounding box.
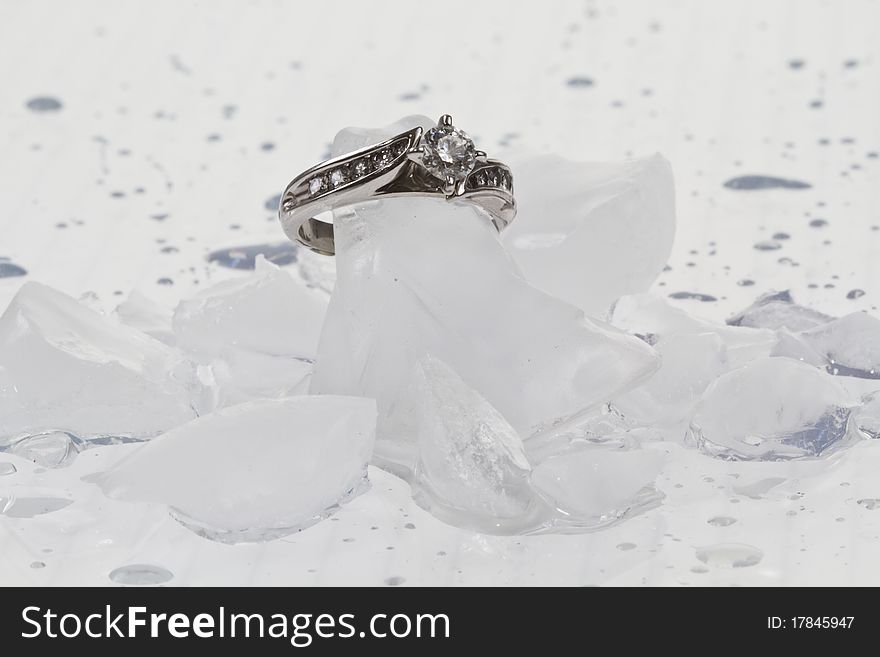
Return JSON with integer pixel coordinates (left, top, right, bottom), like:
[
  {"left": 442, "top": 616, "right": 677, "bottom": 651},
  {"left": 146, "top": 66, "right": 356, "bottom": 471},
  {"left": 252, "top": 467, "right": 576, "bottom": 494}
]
[{"left": 1, "top": 0, "right": 879, "bottom": 585}]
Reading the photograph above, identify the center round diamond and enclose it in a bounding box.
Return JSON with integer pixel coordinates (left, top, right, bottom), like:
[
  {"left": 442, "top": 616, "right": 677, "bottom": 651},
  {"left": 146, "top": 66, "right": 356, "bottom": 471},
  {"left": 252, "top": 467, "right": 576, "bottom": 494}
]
[{"left": 421, "top": 125, "right": 477, "bottom": 181}]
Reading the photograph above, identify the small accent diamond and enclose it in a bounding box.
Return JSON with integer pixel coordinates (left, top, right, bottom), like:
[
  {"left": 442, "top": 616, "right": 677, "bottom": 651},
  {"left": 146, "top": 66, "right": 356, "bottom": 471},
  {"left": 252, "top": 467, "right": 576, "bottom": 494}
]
[
  {"left": 373, "top": 148, "right": 391, "bottom": 166},
  {"left": 352, "top": 158, "right": 370, "bottom": 178},
  {"left": 330, "top": 167, "right": 348, "bottom": 188},
  {"left": 308, "top": 176, "right": 324, "bottom": 196}
]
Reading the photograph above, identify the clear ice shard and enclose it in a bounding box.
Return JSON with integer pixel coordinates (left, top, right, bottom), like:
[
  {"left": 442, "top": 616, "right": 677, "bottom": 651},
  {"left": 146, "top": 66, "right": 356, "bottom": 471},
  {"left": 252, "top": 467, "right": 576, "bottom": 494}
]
[
  {"left": 173, "top": 256, "right": 326, "bottom": 405},
  {"left": 777, "top": 312, "right": 880, "bottom": 379},
  {"left": 114, "top": 290, "right": 174, "bottom": 344},
  {"left": 502, "top": 154, "right": 676, "bottom": 316},
  {"left": 173, "top": 255, "right": 326, "bottom": 361},
  {"left": 406, "top": 356, "right": 546, "bottom": 533},
  {"left": 611, "top": 293, "right": 776, "bottom": 368},
  {"left": 0, "top": 282, "right": 205, "bottom": 444},
  {"left": 530, "top": 446, "right": 665, "bottom": 528},
  {"left": 91, "top": 396, "right": 377, "bottom": 543},
  {"left": 689, "top": 357, "right": 855, "bottom": 460},
  {"left": 311, "top": 117, "right": 660, "bottom": 475},
  {"left": 727, "top": 290, "right": 834, "bottom": 331},
  {"left": 613, "top": 331, "right": 728, "bottom": 429}
]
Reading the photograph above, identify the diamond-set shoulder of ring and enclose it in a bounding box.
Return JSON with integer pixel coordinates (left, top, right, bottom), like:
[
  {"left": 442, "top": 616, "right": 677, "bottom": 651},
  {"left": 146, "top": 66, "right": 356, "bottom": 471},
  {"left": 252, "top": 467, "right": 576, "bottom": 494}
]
[
  {"left": 280, "top": 129, "right": 420, "bottom": 213},
  {"left": 465, "top": 164, "right": 514, "bottom": 194}
]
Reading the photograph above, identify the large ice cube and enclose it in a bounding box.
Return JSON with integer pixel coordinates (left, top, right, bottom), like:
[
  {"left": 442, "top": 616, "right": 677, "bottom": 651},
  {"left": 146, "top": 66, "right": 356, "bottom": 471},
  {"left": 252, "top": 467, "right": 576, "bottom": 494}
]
[
  {"left": 727, "top": 290, "right": 834, "bottom": 331},
  {"left": 503, "top": 154, "right": 675, "bottom": 316},
  {"left": 312, "top": 125, "right": 659, "bottom": 475},
  {"left": 405, "top": 356, "right": 548, "bottom": 533},
  {"left": 0, "top": 282, "right": 204, "bottom": 444},
  {"left": 91, "top": 396, "right": 376, "bottom": 543},
  {"left": 611, "top": 293, "right": 775, "bottom": 368},
  {"left": 690, "top": 357, "right": 855, "bottom": 460}
]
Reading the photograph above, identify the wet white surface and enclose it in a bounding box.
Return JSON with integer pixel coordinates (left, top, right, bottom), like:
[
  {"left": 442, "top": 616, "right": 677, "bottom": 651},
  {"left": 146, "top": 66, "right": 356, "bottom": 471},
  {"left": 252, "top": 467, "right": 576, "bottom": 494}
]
[{"left": 2, "top": 0, "right": 880, "bottom": 585}]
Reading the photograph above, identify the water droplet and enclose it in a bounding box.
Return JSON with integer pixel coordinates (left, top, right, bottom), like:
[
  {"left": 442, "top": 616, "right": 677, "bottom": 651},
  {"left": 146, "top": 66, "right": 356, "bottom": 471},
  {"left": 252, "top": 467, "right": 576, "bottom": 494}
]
[
  {"left": 404, "top": 522, "right": 416, "bottom": 529},
  {"left": 754, "top": 240, "right": 782, "bottom": 251},
  {"left": 788, "top": 59, "right": 805, "bottom": 70},
  {"left": 207, "top": 242, "right": 298, "bottom": 270},
  {"left": 0, "top": 462, "right": 16, "bottom": 475},
  {"left": 809, "top": 218, "right": 828, "bottom": 228},
  {"left": 846, "top": 289, "right": 865, "bottom": 300},
  {"left": 772, "top": 232, "right": 790, "bottom": 240},
  {"left": 109, "top": 564, "right": 174, "bottom": 585},
  {"left": 695, "top": 543, "right": 763, "bottom": 568},
  {"left": 26, "top": 96, "right": 63, "bottom": 112},
  {"left": 737, "top": 279, "right": 755, "bottom": 287},
  {"left": 668, "top": 291, "right": 717, "bottom": 302},
  {"left": 30, "top": 561, "right": 46, "bottom": 569},
  {"left": 0, "top": 496, "right": 73, "bottom": 518},
  {"left": 733, "top": 477, "right": 786, "bottom": 499},
  {"left": 566, "top": 76, "right": 594, "bottom": 88},
  {"left": 724, "top": 175, "right": 811, "bottom": 190},
  {"left": 616, "top": 542, "right": 637, "bottom": 551},
  {"left": 707, "top": 516, "right": 738, "bottom": 527},
  {"left": 264, "top": 194, "right": 282, "bottom": 211},
  {"left": 857, "top": 498, "right": 880, "bottom": 510},
  {"left": 384, "top": 576, "right": 406, "bottom": 586},
  {"left": 0, "top": 262, "right": 27, "bottom": 278}
]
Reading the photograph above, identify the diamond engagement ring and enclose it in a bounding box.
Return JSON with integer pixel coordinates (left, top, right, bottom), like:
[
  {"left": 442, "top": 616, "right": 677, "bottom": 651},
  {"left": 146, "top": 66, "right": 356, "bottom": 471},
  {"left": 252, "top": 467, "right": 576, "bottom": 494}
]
[{"left": 278, "top": 115, "right": 516, "bottom": 255}]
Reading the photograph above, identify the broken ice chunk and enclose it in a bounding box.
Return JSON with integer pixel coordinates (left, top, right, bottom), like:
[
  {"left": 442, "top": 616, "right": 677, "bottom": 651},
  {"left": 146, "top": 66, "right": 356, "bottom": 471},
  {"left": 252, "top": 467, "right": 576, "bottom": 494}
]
[
  {"left": 114, "top": 290, "right": 174, "bottom": 344},
  {"left": 611, "top": 293, "right": 775, "bottom": 368},
  {"left": 799, "top": 312, "right": 880, "bottom": 379},
  {"left": 173, "top": 255, "right": 326, "bottom": 361},
  {"left": 690, "top": 357, "right": 855, "bottom": 460},
  {"left": 209, "top": 348, "right": 312, "bottom": 406},
  {"left": 312, "top": 195, "right": 659, "bottom": 472},
  {"left": 727, "top": 290, "right": 834, "bottom": 331},
  {"left": 0, "top": 282, "right": 205, "bottom": 444},
  {"left": 407, "top": 357, "right": 547, "bottom": 533},
  {"left": 502, "top": 154, "right": 676, "bottom": 316},
  {"left": 613, "top": 332, "right": 728, "bottom": 429},
  {"left": 92, "top": 396, "right": 377, "bottom": 543},
  {"left": 530, "top": 446, "right": 665, "bottom": 529}
]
